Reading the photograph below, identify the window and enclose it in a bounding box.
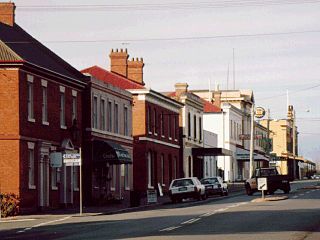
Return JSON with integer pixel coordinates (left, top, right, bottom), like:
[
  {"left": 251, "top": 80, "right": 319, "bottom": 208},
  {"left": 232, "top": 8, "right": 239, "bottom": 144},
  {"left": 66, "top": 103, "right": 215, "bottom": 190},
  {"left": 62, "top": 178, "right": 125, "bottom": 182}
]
[
  {"left": 230, "top": 120, "right": 233, "bottom": 139},
  {"left": 124, "top": 165, "right": 130, "bottom": 189},
  {"left": 73, "top": 166, "right": 79, "bottom": 191},
  {"left": 51, "top": 167, "right": 58, "bottom": 190},
  {"left": 27, "top": 75, "right": 34, "bottom": 121},
  {"left": 153, "top": 109, "right": 157, "bottom": 135},
  {"left": 173, "top": 116, "right": 176, "bottom": 140},
  {"left": 161, "top": 112, "right": 165, "bottom": 136},
  {"left": 72, "top": 90, "right": 77, "bottom": 122},
  {"left": 42, "top": 85, "right": 48, "bottom": 124},
  {"left": 93, "top": 96, "right": 98, "bottom": 129},
  {"left": 111, "top": 165, "right": 116, "bottom": 190},
  {"left": 147, "top": 151, "right": 154, "bottom": 188},
  {"left": 194, "top": 115, "right": 197, "bottom": 139},
  {"left": 108, "top": 101, "right": 112, "bottom": 131},
  {"left": 100, "top": 98, "right": 106, "bottom": 131},
  {"left": 124, "top": 106, "right": 129, "bottom": 136},
  {"left": 114, "top": 103, "right": 119, "bottom": 133},
  {"left": 72, "top": 97, "right": 77, "bottom": 122},
  {"left": 160, "top": 154, "right": 164, "bottom": 185},
  {"left": 199, "top": 117, "right": 202, "bottom": 141},
  {"left": 168, "top": 115, "right": 172, "bottom": 139},
  {"left": 173, "top": 157, "right": 177, "bottom": 179},
  {"left": 60, "top": 86, "right": 66, "bottom": 128},
  {"left": 147, "top": 106, "right": 152, "bottom": 133},
  {"left": 188, "top": 112, "right": 191, "bottom": 138},
  {"left": 28, "top": 142, "right": 36, "bottom": 189}
]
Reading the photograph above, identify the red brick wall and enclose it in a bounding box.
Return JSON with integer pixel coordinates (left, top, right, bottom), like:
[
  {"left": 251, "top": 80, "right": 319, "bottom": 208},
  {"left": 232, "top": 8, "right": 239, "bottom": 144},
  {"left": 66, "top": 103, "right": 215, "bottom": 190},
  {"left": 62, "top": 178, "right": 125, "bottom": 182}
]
[
  {"left": 132, "top": 95, "right": 146, "bottom": 136},
  {"left": 133, "top": 141, "right": 180, "bottom": 193},
  {"left": 0, "top": 69, "right": 20, "bottom": 195}
]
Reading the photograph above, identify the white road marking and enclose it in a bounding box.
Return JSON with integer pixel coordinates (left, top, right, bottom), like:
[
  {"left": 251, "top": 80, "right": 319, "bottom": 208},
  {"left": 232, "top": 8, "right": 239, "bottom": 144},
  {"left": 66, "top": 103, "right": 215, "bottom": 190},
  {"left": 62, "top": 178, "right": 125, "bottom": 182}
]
[
  {"left": 181, "top": 218, "right": 197, "bottom": 224},
  {"left": 201, "top": 212, "right": 215, "bottom": 217},
  {"left": 299, "top": 194, "right": 304, "bottom": 196},
  {"left": 185, "top": 218, "right": 200, "bottom": 224},
  {"left": 311, "top": 190, "right": 316, "bottom": 192},
  {"left": 160, "top": 226, "right": 181, "bottom": 232},
  {"left": 292, "top": 196, "right": 298, "bottom": 199},
  {"left": 16, "top": 216, "right": 71, "bottom": 234},
  {"left": 306, "top": 191, "right": 311, "bottom": 194}
]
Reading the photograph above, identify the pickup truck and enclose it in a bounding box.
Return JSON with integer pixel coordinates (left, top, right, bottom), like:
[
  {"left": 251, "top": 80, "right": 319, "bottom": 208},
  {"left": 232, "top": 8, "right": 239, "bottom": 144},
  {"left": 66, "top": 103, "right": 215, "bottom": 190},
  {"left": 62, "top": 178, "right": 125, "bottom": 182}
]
[{"left": 245, "top": 167, "right": 291, "bottom": 195}]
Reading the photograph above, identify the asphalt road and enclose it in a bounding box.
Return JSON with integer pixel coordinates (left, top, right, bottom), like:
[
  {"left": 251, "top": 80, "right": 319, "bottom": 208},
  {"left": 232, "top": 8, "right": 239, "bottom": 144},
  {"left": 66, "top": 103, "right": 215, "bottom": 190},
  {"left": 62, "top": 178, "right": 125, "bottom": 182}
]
[{"left": 1, "top": 180, "right": 319, "bottom": 240}]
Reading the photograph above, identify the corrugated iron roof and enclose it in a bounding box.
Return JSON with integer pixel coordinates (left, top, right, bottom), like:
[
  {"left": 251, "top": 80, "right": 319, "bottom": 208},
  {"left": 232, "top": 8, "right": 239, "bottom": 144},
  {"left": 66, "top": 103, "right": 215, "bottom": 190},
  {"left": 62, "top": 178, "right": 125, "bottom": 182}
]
[
  {"left": 0, "top": 22, "right": 85, "bottom": 81},
  {"left": 0, "top": 39, "right": 22, "bottom": 62}
]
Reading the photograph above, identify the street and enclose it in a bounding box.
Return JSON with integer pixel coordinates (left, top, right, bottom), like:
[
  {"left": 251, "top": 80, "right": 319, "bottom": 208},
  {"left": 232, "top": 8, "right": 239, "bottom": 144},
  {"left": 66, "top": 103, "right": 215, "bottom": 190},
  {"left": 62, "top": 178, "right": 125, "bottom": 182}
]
[{"left": 1, "top": 180, "right": 319, "bottom": 240}]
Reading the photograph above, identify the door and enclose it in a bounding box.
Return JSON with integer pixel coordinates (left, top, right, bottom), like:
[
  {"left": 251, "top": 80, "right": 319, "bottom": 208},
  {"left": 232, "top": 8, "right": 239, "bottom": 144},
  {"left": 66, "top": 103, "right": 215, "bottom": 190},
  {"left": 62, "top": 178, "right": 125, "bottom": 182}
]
[{"left": 39, "top": 152, "right": 50, "bottom": 207}]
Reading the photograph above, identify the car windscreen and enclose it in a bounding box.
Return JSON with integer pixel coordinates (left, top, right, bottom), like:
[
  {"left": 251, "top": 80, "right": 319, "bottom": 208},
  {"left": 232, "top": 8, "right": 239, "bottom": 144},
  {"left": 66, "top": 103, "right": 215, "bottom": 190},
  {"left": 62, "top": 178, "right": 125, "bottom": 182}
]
[
  {"left": 172, "top": 179, "right": 194, "bottom": 187},
  {"left": 201, "top": 178, "right": 219, "bottom": 184},
  {"left": 260, "top": 168, "right": 278, "bottom": 176}
]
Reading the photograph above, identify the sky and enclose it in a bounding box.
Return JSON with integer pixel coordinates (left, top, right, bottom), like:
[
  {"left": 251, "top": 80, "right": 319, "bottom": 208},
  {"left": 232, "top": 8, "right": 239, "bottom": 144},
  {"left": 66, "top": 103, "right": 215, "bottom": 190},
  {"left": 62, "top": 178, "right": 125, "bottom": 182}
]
[{"left": 11, "top": 0, "right": 320, "bottom": 163}]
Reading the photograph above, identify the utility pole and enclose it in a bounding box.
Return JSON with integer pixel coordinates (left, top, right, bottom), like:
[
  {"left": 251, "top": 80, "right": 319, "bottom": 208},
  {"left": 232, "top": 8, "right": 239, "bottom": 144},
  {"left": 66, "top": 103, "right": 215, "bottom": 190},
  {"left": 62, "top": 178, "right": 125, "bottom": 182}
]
[
  {"left": 249, "top": 104, "right": 255, "bottom": 178},
  {"left": 266, "top": 109, "right": 271, "bottom": 163}
]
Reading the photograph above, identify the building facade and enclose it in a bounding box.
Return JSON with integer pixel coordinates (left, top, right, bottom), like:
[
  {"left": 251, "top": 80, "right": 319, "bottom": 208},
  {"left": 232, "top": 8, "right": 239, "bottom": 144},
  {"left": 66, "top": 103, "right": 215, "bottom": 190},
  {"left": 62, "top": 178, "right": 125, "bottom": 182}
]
[
  {"left": 0, "top": 3, "right": 87, "bottom": 212},
  {"left": 80, "top": 74, "right": 134, "bottom": 206},
  {"left": 165, "top": 83, "right": 204, "bottom": 179}
]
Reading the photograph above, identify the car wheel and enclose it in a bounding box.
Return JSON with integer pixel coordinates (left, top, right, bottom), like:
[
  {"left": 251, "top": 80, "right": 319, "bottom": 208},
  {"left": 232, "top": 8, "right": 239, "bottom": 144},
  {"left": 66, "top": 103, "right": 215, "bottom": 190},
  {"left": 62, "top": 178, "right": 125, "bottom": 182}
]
[
  {"left": 171, "top": 197, "right": 177, "bottom": 204},
  {"left": 283, "top": 184, "right": 290, "bottom": 194},
  {"left": 246, "top": 184, "right": 253, "bottom": 196},
  {"left": 201, "top": 193, "right": 207, "bottom": 200},
  {"left": 224, "top": 190, "right": 229, "bottom": 196}
]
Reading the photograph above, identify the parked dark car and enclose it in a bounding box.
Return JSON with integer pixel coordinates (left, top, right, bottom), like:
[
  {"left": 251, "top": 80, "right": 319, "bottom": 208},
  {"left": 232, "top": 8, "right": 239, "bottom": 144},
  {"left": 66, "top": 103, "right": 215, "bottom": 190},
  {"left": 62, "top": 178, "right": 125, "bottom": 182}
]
[{"left": 200, "top": 177, "right": 228, "bottom": 196}]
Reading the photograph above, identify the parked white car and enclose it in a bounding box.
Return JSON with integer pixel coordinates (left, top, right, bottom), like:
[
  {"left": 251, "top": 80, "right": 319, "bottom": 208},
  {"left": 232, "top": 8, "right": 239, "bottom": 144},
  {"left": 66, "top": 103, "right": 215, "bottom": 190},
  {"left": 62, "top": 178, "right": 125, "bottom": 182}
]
[
  {"left": 200, "top": 177, "right": 228, "bottom": 196},
  {"left": 169, "top": 177, "right": 206, "bottom": 203},
  {"left": 311, "top": 174, "right": 320, "bottom": 180}
]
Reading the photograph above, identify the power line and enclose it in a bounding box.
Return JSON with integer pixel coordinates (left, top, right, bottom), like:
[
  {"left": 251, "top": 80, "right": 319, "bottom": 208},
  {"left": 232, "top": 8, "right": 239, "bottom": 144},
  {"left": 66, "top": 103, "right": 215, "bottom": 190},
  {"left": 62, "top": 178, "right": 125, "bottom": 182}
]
[
  {"left": 256, "top": 82, "right": 320, "bottom": 101},
  {"left": 16, "top": 0, "right": 320, "bottom": 11},
  {"left": 4, "top": 29, "right": 320, "bottom": 44}
]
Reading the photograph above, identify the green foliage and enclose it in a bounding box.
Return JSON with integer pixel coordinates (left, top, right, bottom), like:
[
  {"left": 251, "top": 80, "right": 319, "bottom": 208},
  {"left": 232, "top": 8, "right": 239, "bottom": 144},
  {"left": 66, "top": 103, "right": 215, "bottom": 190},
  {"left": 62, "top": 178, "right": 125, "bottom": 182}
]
[{"left": 0, "top": 193, "right": 20, "bottom": 218}]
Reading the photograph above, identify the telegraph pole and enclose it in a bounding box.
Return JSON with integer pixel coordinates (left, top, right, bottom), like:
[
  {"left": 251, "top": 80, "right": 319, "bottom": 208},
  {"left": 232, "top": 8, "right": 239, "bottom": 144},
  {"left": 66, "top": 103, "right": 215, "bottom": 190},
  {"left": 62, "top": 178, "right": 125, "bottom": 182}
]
[{"left": 249, "top": 104, "right": 255, "bottom": 178}]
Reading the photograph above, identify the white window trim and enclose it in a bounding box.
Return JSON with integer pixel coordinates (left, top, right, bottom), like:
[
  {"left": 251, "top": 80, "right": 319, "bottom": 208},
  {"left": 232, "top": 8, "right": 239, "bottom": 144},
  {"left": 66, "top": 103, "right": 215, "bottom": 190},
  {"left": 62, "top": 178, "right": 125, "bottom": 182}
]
[
  {"left": 27, "top": 75, "right": 35, "bottom": 122},
  {"left": 72, "top": 89, "right": 77, "bottom": 97},
  {"left": 41, "top": 79, "right": 47, "bottom": 87},
  {"left": 27, "top": 142, "right": 36, "bottom": 190},
  {"left": 60, "top": 86, "right": 66, "bottom": 129}
]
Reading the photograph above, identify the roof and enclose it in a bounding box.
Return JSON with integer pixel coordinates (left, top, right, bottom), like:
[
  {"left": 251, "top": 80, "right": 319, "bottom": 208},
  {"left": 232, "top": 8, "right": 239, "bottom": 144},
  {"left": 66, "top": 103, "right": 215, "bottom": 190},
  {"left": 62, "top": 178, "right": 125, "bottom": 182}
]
[
  {"left": 0, "top": 22, "right": 85, "bottom": 81},
  {"left": 81, "top": 65, "right": 145, "bottom": 90},
  {"left": 203, "top": 100, "right": 222, "bottom": 113}
]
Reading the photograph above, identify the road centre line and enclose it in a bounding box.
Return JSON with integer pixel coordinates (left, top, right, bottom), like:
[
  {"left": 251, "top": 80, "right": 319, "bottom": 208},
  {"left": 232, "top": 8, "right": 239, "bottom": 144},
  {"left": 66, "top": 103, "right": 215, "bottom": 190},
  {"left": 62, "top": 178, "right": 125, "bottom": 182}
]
[
  {"left": 160, "top": 226, "right": 181, "bottom": 232},
  {"left": 292, "top": 196, "right": 298, "bottom": 199},
  {"left": 181, "top": 218, "right": 198, "bottom": 224},
  {"left": 16, "top": 216, "right": 71, "bottom": 234},
  {"left": 299, "top": 194, "right": 304, "bottom": 196}
]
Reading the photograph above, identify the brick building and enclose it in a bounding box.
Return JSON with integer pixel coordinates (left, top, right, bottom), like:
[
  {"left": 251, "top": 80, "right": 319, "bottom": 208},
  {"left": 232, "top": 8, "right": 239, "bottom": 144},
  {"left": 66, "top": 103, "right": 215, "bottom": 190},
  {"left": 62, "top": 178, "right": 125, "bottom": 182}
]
[
  {"left": 82, "top": 49, "right": 183, "bottom": 204},
  {"left": 0, "top": 3, "right": 87, "bottom": 212},
  {"left": 80, "top": 69, "right": 135, "bottom": 207}
]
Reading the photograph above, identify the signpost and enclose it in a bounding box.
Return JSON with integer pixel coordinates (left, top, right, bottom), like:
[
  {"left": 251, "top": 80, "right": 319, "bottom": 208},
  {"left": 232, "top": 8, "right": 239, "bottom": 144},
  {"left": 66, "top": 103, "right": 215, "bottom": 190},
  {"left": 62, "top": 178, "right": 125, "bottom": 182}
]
[
  {"left": 257, "top": 177, "right": 268, "bottom": 199},
  {"left": 63, "top": 150, "right": 82, "bottom": 216}
]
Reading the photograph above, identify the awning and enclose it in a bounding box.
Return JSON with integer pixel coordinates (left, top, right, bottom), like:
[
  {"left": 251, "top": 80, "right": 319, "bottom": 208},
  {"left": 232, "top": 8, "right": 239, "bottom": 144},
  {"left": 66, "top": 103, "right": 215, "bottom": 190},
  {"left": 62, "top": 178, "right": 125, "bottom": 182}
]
[
  {"left": 236, "top": 148, "right": 269, "bottom": 162},
  {"left": 192, "top": 147, "right": 233, "bottom": 157},
  {"left": 93, "top": 140, "right": 132, "bottom": 164}
]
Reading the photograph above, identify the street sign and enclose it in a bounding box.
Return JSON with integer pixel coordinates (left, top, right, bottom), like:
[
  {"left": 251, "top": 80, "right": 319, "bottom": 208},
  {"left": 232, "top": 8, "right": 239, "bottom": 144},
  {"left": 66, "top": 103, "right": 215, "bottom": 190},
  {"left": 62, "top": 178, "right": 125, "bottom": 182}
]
[
  {"left": 49, "top": 152, "right": 62, "bottom": 168},
  {"left": 255, "top": 107, "right": 265, "bottom": 118},
  {"left": 147, "top": 190, "right": 157, "bottom": 204},
  {"left": 63, "top": 153, "right": 81, "bottom": 166},
  {"left": 257, "top": 177, "right": 268, "bottom": 191}
]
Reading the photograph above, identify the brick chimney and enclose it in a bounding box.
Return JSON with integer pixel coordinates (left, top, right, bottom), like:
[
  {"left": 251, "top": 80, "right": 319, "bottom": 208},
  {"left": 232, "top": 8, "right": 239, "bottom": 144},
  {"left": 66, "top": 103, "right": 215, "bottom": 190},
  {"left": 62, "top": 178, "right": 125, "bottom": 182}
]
[
  {"left": 0, "top": 2, "right": 15, "bottom": 26},
  {"left": 128, "top": 57, "right": 145, "bottom": 85},
  {"left": 174, "top": 83, "right": 188, "bottom": 97},
  {"left": 109, "top": 48, "right": 128, "bottom": 77},
  {"left": 213, "top": 84, "right": 221, "bottom": 108}
]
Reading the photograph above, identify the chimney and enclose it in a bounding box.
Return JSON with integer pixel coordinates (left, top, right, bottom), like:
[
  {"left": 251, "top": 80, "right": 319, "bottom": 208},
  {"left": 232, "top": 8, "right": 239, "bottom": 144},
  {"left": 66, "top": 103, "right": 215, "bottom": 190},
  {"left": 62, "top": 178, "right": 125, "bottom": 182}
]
[
  {"left": 287, "top": 105, "right": 294, "bottom": 120},
  {"left": 0, "top": 2, "right": 15, "bottom": 26},
  {"left": 174, "top": 83, "right": 188, "bottom": 97},
  {"left": 127, "top": 57, "right": 145, "bottom": 85},
  {"left": 213, "top": 86, "right": 221, "bottom": 108},
  {"left": 109, "top": 48, "right": 128, "bottom": 77}
]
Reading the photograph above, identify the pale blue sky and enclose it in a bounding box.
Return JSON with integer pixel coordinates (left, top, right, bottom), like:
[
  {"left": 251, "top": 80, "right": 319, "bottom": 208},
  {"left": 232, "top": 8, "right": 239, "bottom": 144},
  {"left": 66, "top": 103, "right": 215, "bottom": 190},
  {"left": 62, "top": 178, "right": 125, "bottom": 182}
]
[{"left": 12, "top": 0, "right": 320, "bottom": 163}]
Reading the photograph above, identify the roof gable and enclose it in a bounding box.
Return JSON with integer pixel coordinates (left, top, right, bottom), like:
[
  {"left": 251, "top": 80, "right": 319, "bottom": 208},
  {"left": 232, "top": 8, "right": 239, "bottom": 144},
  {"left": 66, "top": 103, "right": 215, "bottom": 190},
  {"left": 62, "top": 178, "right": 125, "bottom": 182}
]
[
  {"left": 203, "top": 100, "right": 222, "bottom": 113},
  {"left": 0, "top": 39, "right": 22, "bottom": 62}
]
